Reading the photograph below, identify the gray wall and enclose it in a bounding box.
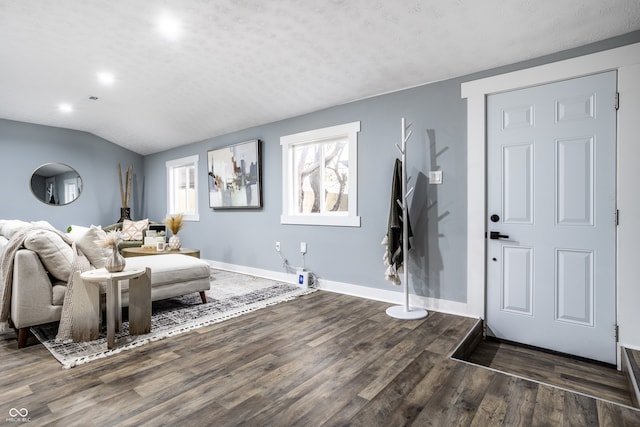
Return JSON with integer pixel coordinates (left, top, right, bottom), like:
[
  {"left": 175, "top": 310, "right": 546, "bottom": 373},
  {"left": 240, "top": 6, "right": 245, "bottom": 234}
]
[
  {"left": 144, "top": 31, "right": 640, "bottom": 303},
  {"left": 144, "top": 76, "right": 468, "bottom": 301},
  {"left": 3, "top": 31, "right": 639, "bottom": 304},
  {"left": 0, "top": 119, "right": 143, "bottom": 231}
]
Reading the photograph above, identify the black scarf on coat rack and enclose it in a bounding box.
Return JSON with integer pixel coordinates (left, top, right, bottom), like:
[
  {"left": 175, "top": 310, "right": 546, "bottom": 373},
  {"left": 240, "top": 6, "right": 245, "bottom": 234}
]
[{"left": 386, "top": 158, "right": 413, "bottom": 274}]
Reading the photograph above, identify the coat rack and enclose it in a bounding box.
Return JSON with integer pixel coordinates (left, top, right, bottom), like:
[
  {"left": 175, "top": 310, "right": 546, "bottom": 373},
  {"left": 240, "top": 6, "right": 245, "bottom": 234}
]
[{"left": 386, "top": 118, "right": 429, "bottom": 320}]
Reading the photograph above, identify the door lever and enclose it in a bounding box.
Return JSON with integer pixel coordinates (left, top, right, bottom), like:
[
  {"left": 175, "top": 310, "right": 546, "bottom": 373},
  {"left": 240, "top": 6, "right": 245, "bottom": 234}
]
[{"left": 489, "top": 231, "right": 509, "bottom": 240}]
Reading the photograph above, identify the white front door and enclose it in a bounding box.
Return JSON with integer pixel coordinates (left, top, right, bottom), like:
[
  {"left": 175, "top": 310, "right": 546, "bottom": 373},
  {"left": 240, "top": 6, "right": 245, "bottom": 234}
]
[{"left": 486, "top": 71, "right": 617, "bottom": 364}]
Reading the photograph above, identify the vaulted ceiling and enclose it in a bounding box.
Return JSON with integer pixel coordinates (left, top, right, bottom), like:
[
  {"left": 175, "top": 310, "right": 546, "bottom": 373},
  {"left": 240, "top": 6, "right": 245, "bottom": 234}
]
[{"left": 1, "top": 1, "right": 639, "bottom": 155}]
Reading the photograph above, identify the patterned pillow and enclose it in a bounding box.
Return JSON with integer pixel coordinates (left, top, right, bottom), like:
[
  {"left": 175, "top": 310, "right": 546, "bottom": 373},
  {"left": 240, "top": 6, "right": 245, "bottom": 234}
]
[{"left": 121, "top": 219, "right": 148, "bottom": 241}]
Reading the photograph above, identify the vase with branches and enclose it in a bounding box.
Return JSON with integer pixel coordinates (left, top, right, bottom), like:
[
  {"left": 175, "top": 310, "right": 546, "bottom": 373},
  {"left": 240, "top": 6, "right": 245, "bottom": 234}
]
[
  {"left": 165, "top": 214, "right": 184, "bottom": 250},
  {"left": 118, "top": 163, "right": 133, "bottom": 223}
]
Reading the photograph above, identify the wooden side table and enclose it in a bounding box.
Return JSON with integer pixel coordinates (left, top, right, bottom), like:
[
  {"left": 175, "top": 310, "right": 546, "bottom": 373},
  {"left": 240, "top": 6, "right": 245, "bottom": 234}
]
[
  {"left": 72, "top": 267, "right": 151, "bottom": 349},
  {"left": 121, "top": 247, "right": 200, "bottom": 258}
]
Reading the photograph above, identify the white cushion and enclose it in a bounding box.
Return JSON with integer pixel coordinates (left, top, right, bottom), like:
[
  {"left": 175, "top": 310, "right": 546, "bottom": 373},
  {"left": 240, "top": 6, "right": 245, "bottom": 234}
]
[
  {"left": 125, "top": 254, "right": 210, "bottom": 286},
  {"left": 122, "top": 219, "right": 148, "bottom": 241},
  {"left": 52, "top": 283, "right": 66, "bottom": 306},
  {"left": 30, "top": 220, "right": 56, "bottom": 231},
  {"left": 66, "top": 224, "right": 91, "bottom": 241},
  {"left": 76, "top": 226, "right": 109, "bottom": 268},
  {"left": 23, "top": 230, "right": 74, "bottom": 282}
]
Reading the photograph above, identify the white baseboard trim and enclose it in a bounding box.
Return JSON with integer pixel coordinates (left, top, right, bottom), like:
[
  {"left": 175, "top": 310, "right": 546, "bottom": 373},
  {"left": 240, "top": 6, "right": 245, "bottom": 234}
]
[
  {"left": 318, "top": 277, "right": 475, "bottom": 319},
  {"left": 206, "top": 259, "right": 297, "bottom": 284},
  {"left": 205, "top": 260, "right": 477, "bottom": 319}
]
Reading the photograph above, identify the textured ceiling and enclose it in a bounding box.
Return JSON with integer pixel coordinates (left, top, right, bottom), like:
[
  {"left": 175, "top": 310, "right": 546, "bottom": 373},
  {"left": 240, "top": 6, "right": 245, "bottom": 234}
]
[{"left": 1, "top": 1, "right": 639, "bottom": 155}]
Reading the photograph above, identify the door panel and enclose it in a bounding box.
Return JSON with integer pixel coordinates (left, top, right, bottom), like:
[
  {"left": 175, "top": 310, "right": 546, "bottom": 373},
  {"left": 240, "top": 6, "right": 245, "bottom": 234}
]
[
  {"left": 556, "top": 249, "right": 593, "bottom": 326},
  {"left": 556, "top": 136, "right": 593, "bottom": 225},
  {"left": 503, "top": 143, "right": 534, "bottom": 224},
  {"left": 502, "top": 245, "right": 533, "bottom": 315},
  {"left": 486, "top": 71, "right": 617, "bottom": 364}
]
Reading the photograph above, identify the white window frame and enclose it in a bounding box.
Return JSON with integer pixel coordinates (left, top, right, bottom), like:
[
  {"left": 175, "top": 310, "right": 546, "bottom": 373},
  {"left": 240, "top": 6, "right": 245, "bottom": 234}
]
[
  {"left": 63, "top": 178, "right": 78, "bottom": 204},
  {"left": 166, "top": 155, "right": 200, "bottom": 221},
  {"left": 281, "top": 121, "right": 361, "bottom": 227}
]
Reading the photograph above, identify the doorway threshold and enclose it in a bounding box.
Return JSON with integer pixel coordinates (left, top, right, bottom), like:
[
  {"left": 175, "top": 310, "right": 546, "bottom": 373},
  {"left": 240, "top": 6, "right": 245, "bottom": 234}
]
[{"left": 451, "top": 319, "right": 636, "bottom": 409}]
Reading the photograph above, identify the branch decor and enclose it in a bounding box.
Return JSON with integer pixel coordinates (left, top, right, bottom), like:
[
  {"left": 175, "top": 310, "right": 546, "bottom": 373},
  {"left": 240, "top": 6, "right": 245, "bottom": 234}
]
[
  {"left": 165, "top": 213, "right": 184, "bottom": 235},
  {"left": 118, "top": 163, "right": 133, "bottom": 208}
]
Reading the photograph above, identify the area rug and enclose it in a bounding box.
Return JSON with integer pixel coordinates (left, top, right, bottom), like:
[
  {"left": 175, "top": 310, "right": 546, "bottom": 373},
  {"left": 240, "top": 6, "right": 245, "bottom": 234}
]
[{"left": 31, "top": 269, "right": 315, "bottom": 368}]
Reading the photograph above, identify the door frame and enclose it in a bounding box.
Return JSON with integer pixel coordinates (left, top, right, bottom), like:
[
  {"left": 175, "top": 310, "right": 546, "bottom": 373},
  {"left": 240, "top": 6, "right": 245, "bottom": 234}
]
[{"left": 461, "top": 42, "right": 640, "bottom": 367}]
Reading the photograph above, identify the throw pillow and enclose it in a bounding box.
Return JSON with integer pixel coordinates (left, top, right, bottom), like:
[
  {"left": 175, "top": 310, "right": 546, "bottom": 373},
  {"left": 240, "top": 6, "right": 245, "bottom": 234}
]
[
  {"left": 122, "top": 219, "right": 148, "bottom": 241},
  {"left": 30, "top": 220, "right": 56, "bottom": 231},
  {"left": 23, "top": 230, "right": 74, "bottom": 282},
  {"left": 66, "top": 224, "right": 91, "bottom": 241},
  {"left": 76, "top": 226, "right": 110, "bottom": 268}
]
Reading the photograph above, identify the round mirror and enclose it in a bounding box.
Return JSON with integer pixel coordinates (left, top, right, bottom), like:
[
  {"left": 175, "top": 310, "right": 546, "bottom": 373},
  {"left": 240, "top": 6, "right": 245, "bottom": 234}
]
[{"left": 30, "top": 163, "right": 83, "bottom": 206}]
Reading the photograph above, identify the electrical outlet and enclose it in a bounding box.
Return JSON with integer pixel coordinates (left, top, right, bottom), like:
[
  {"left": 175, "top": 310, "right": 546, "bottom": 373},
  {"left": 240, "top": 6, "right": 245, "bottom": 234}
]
[
  {"left": 275, "top": 241, "right": 281, "bottom": 252},
  {"left": 300, "top": 242, "right": 307, "bottom": 254}
]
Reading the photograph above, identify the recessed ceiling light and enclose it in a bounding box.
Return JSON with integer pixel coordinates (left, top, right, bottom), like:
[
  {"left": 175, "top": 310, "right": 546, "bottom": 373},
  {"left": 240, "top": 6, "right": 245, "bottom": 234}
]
[
  {"left": 156, "top": 13, "right": 182, "bottom": 41},
  {"left": 97, "top": 71, "right": 115, "bottom": 86},
  {"left": 58, "top": 103, "right": 73, "bottom": 113}
]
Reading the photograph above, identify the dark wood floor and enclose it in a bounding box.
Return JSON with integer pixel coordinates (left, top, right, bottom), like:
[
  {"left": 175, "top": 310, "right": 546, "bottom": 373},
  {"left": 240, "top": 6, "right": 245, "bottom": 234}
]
[
  {"left": 462, "top": 338, "right": 633, "bottom": 407},
  {"left": 1, "top": 291, "right": 640, "bottom": 426}
]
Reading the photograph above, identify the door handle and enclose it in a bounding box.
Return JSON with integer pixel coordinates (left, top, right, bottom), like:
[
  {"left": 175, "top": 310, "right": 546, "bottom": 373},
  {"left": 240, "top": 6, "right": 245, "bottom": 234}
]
[{"left": 489, "top": 231, "right": 509, "bottom": 240}]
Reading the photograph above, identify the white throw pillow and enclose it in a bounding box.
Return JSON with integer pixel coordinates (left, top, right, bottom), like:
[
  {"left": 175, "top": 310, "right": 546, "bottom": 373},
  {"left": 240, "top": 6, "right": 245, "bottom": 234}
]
[
  {"left": 66, "top": 224, "right": 91, "bottom": 241},
  {"left": 76, "top": 226, "right": 110, "bottom": 268},
  {"left": 23, "top": 230, "right": 74, "bottom": 282},
  {"left": 30, "top": 220, "right": 56, "bottom": 231},
  {"left": 122, "top": 219, "right": 148, "bottom": 241}
]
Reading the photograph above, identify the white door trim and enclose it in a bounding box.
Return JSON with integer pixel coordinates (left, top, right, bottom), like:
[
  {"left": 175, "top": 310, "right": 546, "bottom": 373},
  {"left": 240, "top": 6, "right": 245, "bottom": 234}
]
[{"left": 461, "top": 43, "right": 640, "bottom": 340}]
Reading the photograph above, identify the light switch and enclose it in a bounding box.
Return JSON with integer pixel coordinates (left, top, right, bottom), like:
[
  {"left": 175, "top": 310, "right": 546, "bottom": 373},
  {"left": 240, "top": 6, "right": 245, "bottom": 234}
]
[{"left": 429, "top": 170, "right": 443, "bottom": 184}]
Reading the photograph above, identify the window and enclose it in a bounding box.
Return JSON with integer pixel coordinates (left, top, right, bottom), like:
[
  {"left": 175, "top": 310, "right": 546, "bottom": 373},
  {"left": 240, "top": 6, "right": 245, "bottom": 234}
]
[
  {"left": 63, "top": 179, "right": 78, "bottom": 204},
  {"left": 281, "top": 121, "right": 361, "bottom": 227},
  {"left": 166, "top": 155, "right": 199, "bottom": 221}
]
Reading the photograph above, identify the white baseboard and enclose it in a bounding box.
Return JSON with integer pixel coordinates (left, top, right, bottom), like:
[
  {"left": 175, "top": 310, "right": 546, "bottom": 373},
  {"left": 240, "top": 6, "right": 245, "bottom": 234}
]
[
  {"left": 205, "top": 259, "right": 477, "bottom": 319},
  {"left": 206, "top": 259, "right": 297, "bottom": 284}
]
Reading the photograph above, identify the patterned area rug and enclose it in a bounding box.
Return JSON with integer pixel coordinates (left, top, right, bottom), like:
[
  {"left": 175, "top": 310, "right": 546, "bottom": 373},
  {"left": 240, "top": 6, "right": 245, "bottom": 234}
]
[{"left": 31, "top": 269, "right": 315, "bottom": 368}]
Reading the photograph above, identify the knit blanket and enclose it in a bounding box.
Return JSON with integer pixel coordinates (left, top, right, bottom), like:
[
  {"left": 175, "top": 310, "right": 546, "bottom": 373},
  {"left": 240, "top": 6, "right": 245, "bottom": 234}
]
[
  {"left": 56, "top": 245, "right": 91, "bottom": 341},
  {"left": 0, "top": 226, "right": 90, "bottom": 340}
]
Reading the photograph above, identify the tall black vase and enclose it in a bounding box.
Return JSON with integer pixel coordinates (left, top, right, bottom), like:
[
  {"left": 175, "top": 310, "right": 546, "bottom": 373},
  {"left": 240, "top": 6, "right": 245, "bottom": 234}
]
[{"left": 118, "top": 207, "right": 131, "bottom": 223}]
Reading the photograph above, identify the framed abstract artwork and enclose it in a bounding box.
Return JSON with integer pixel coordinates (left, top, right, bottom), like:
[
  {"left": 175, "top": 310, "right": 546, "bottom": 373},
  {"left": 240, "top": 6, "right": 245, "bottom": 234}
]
[{"left": 207, "top": 139, "right": 263, "bottom": 209}]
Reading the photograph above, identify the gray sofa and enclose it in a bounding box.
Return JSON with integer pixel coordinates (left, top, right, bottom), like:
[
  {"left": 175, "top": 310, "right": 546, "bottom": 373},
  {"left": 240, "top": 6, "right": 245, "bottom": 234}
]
[{"left": 0, "top": 220, "right": 210, "bottom": 348}]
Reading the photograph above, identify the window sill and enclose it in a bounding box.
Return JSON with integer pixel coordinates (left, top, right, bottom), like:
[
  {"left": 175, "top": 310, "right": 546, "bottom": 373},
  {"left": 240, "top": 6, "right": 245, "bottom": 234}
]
[
  {"left": 280, "top": 214, "right": 361, "bottom": 227},
  {"left": 167, "top": 213, "right": 200, "bottom": 222}
]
